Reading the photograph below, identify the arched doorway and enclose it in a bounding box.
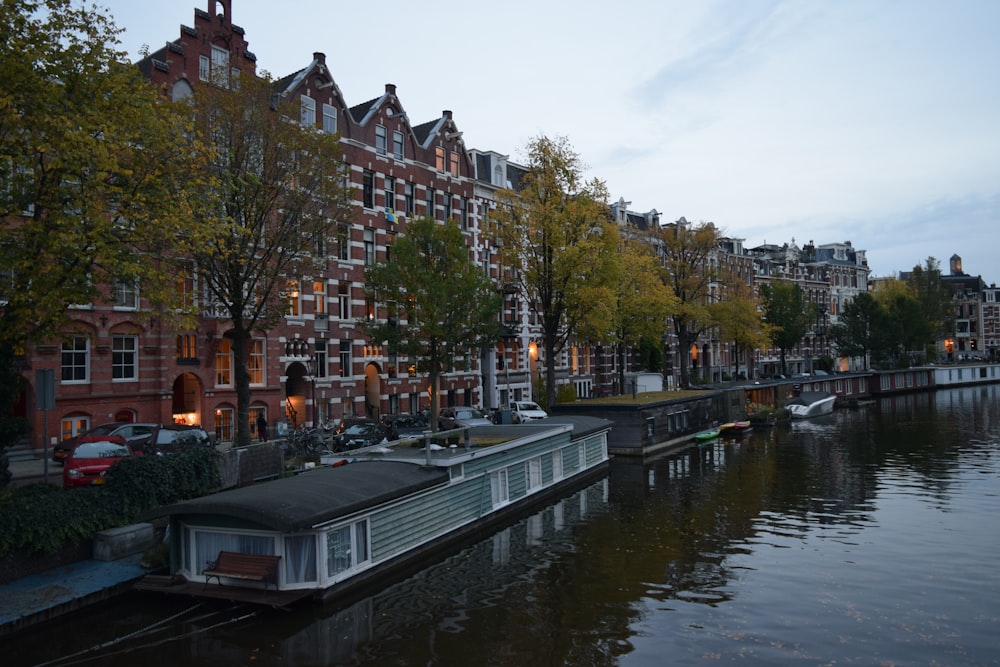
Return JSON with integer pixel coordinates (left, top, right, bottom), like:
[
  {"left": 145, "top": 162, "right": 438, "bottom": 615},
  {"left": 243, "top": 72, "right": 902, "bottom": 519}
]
[
  {"left": 285, "top": 361, "right": 309, "bottom": 428},
  {"left": 171, "top": 372, "right": 203, "bottom": 425},
  {"left": 364, "top": 363, "right": 382, "bottom": 420}
]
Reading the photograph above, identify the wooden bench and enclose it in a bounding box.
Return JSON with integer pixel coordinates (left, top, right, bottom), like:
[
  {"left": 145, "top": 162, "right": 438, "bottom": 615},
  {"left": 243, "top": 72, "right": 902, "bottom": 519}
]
[{"left": 203, "top": 551, "right": 281, "bottom": 591}]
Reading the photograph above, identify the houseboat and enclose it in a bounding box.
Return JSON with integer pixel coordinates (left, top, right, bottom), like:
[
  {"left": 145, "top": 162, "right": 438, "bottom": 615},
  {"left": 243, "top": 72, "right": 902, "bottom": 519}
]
[{"left": 139, "top": 416, "right": 611, "bottom": 605}]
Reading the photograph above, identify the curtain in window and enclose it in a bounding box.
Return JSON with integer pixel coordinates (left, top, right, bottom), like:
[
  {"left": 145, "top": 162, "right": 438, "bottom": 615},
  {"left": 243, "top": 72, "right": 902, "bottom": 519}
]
[
  {"left": 285, "top": 534, "right": 317, "bottom": 584},
  {"left": 192, "top": 531, "right": 274, "bottom": 575}
]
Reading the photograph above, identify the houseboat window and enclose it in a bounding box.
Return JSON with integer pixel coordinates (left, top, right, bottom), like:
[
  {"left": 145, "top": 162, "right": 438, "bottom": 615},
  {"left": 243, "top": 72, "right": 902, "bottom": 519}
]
[
  {"left": 326, "top": 518, "right": 370, "bottom": 578},
  {"left": 490, "top": 469, "right": 510, "bottom": 508},
  {"left": 450, "top": 463, "right": 465, "bottom": 481},
  {"left": 192, "top": 531, "right": 275, "bottom": 575},
  {"left": 552, "top": 448, "right": 564, "bottom": 482},
  {"left": 285, "top": 534, "right": 317, "bottom": 584},
  {"left": 526, "top": 457, "right": 542, "bottom": 492}
]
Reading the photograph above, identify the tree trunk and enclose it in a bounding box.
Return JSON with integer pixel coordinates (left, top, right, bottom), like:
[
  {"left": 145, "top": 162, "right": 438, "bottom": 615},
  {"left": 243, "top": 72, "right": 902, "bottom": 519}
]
[
  {"left": 544, "top": 339, "right": 557, "bottom": 410},
  {"left": 616, "top": 342, "right": 627, "bottom": 396},
  {"left": 230, "top": 325, "right": 253, "bottom": 448}
]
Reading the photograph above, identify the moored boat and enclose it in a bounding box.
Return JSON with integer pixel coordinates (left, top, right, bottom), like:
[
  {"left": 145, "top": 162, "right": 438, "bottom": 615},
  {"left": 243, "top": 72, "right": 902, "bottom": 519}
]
[
  {"left": 138, "top": 417, "right": 611, "bottom": 605},
  {"left": 719, "top": 420, "right": 752, "bottom": 435},
  {"left": 694, "top": 428, "right": 720, "bottom": 443},
  {"left": 786, "top": 391, "right": 836, "bottom": 419}
]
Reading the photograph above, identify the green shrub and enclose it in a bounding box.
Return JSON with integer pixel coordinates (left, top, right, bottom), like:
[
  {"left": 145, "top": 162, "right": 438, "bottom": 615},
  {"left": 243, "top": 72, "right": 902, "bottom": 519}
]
[{"left": 0, "top": 448, "right": 218, "bottom": 558}]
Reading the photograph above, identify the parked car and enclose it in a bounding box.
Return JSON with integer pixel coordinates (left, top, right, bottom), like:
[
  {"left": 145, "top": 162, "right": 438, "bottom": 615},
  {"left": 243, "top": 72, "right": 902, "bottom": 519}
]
[
  {"left": 63, "top": 436, "right": 138, "bottom": 490},
  {"left": 53, "top": 422, "right": 158, "bottom": 463},
  {"left": 332, "top": 420, "right": 385, "bottom": 451},
  {"left": 381, "top": 413, "right": 430, "bottom": 442},
  {"left": 438, "top": 407, "right": 494, "bottom": 430},
  {"left": 510, "top": 401, "right": 548, "bottom": 423},
  {"left": 148, "top": 424, "right": 213, "bottom": 455}
]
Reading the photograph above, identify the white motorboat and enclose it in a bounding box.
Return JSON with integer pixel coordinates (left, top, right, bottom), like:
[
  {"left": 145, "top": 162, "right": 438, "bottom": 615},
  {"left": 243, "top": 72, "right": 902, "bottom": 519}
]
[{"left": 786, "top": 391, "right": 836, "bottom": 419}]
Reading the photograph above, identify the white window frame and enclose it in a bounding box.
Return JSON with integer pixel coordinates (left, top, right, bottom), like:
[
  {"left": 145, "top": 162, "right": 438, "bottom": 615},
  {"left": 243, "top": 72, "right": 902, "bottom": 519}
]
[
  {"left": 112, "top": 335, "right": 138, "bottom": 382},
  {"left": 215, "top": 338, "right": 233, "bottom": 387},
  {"left": 325, "top": 518, "right": 371, "bottom": 583},
  {"left": 113, "top": 282, "right": 139, "bottom": 310},
  {"left": 526, "top": 457, "right": 542, "bottom": 492},
  {"left": 215, "top": 407, "right": 234, "bottom": 443},
  {"left": 300, "top": 95, "right": 316, "bottom": 127},
  {"left": 392, "top": 130, "right": 404, "bottom": 159},
  {"left": 322, "top": 103, "right": 337, "bottom": 134},
  {"left": 375, "top": 125, "right": 387, "bottom": 155},
  {"left": 248, "top": 339, "right": 265, "bottom": 386},
  {"left": 61, "top": 335, "right": 89, "bottom": 384},
  {"left": 490, "top": 468, "right": 510, "bottom": 508}
]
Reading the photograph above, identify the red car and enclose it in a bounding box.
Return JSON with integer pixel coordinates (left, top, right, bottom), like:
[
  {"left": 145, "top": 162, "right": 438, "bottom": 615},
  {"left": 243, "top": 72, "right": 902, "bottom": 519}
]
[{"left": 62, "top": 435, "right": 138, "bottom": 490}]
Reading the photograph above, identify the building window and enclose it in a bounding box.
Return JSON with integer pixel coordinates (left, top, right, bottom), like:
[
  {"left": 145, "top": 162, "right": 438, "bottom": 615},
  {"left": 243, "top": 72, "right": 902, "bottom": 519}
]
[
  {"left": 112, "top": 335, "right": 138, "bottom": 381},
  {"left": 61, "top": 416, "right": 89, "bottom": 441},
  {"left": 363, "top": 228, "right": 375, "bottom": 266},
  {"left": 215, "top": 407, "right": 234, "bottom": 443},
  {"left": 322, "top": 103, "right": 337, "bottom": 134},
  {"left": 300, "top": 95, "right": 316, "bottom": 127},
  {"left": 176, "top": 334, "right": 197, "bottom": 361},
  {"left": 446, "top": 192, "right": 454, "bottom": 221},
  {"left": 339, "top": 340, "right": 352, "bottom": 377},
  {"left": 61, "top": 336, "right": 89, "bottom": 383},
  {"left": 426, "top": 187, "right": 435, "bottom": 219},
  {"left": 216, "top": 338, "right": 232, "bottom": 387},
  {"left": 375, "top": 125, "right": 387, "bottom": 155},
  {"left": 460, "top": 196, "right": 469, "bottom": 229},
  {"left": 200, "top": 45, "right": 230, "bottom": 85},
  {"left": 404, "top": 181, "right": 414, "bottom": 215},
  {"left": 313, "top": 281, "right": 326, "bottom": 316},
  {"left": 362, "top": 170, "right": 374, "bottom": 209},
  {"left": 286, "top": 279, "right": 301, "bottom": 316},
  {"left": 177, "top": 262, "right": 197, "bottom": 310},
  {"left": 384, "top": 176, "right": 395, "bottom": 214},
  {"left": 315, "top": 340, "right": 328, "bottom": 378},
  {"left": 248, "top": 339, "right": 265, "bottom": 385},
  {"left": 336, "top": 222, "right": 350, "bottom": 261},
  {"left": 392, "top": 131, "right": 404, "bottom": 159},
  {"left": 490, "top": 469, "right": 510, "bottom": 508},
  {"left": 435, "top": 146, "right": 446, "bottom": 172},
  {"left": 449, "top": 151, "right": 459, "bottom": 176},
  {"left": 338, "top": 283, "right": 350, "bottom": 320},
  {"left": 113, "top": 282, "right": 138, "bottom": 310}
]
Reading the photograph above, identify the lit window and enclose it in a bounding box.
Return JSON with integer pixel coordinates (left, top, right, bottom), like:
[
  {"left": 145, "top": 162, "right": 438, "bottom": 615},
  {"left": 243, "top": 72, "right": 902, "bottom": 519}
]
[
  {"left": 176, "top": 334, "right": 197, "bottom": 361},
  {"left": 449, "top": 151, "right": 459, "bottom": 176},
  {"left": 112, "top": 335, "right": 138, "bottom": 381},
  {"left": 216, "top": 338, "right": 232, "bottom": 386},
  {"left": 435, "top": 147, "right": 445, "bottom": 172},
  {"left": 60, "top": 416, "right": 89, "bottom": 441},
  {"left": 61, "top": 336, "right": 89, "bottom": 383},
  {"left": 248, "top": 339, "right": 264, "bottom": 385},
  {"left": 314, "top": 281, "right": 326, "bottom": 316},
  {"left": 287, "top": 279, "right": 301, "bottom": 316},
  {"left": 215, "top": 407, "right": 234, "bottom": 443}
]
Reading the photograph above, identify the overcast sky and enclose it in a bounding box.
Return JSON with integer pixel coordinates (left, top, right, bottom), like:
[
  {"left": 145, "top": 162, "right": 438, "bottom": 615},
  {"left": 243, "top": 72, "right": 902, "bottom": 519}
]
[{"left": 100, "top": 0, "right": 1000, "bottom": 283}]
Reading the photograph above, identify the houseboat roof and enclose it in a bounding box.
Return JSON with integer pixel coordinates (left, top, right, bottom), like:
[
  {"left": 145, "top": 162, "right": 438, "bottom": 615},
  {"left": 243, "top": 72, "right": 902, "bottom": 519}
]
[{"left": 144, "top": 461, "right": 449, "bottom": 531}]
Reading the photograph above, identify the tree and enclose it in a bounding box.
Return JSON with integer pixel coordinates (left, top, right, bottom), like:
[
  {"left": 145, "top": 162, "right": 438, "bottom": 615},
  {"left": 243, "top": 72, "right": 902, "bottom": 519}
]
[
  {"left": 710, "top": 276, "right": 770, "bottom": 380},
  {"left": 655, "top": 219, "right": 722, "bottom": 388},
  {"left": 361, "top": 216, "right": 502, "bottom": 430},
  {"left": 829, "top": 291, "right": 883, "bottom": 369},
  {"left": 490, "top": 136, "right": 620, "bottom": 408},
  {"left": 872, "top": 279, "right": 935, "bottom": 368},
  {"left": 0, "top": 0, "right": 205, "bottom": 476},
  {"left": 0, "top": 0, "right": 205, "bottom": 346},
  {"left": 759, "top": 280, "right": 817, "bottom": 376},
  {"left": 610, "top": 239, "right": 677, "bottom": 393},
  {"left": 905, "top": 257, "right": 954, "bottom": 358},
  {"left": 184, "top": 73, "right": 352, "bottom": 447}
]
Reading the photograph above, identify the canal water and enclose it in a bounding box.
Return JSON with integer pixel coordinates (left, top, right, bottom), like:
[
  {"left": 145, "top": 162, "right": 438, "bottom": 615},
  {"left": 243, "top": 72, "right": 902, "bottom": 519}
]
[{"left": 11, "top": 384, "right": 1000, "bottom": 666}]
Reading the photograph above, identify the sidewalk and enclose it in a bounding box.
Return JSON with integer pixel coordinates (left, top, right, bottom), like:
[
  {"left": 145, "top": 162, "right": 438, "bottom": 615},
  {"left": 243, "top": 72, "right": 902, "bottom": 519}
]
[
  {"left": 2, "top": 454, "right": 149, "bottom": 637},
  {"left": 7, "top": 454, "right": 61, "bottom": 487}
]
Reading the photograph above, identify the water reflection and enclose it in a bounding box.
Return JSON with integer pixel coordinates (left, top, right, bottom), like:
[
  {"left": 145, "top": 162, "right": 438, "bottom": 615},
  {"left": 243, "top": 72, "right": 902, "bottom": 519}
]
[{"left": 10, "top": 385, "right": 1000, "bottom": 666}]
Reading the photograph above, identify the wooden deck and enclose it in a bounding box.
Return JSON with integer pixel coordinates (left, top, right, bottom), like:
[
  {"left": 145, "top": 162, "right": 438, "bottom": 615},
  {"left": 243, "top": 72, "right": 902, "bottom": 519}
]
[{"left": 132, "top": 574, "right": 314, "bottom": 609}]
